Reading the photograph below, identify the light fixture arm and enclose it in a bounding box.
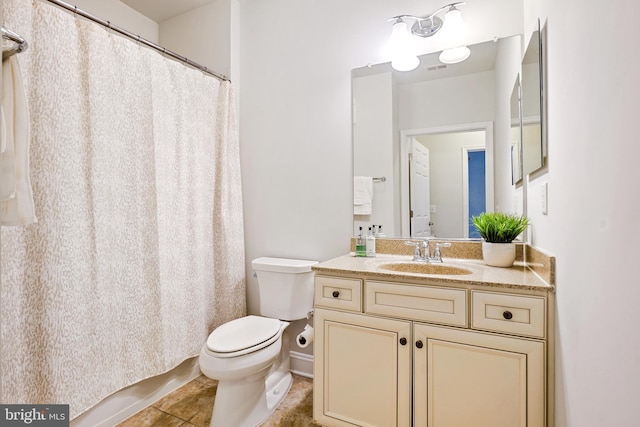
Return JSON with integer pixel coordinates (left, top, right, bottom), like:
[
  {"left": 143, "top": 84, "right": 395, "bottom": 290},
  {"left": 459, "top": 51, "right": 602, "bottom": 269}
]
[
  {"left": 391, "top": 2, "right": 466, "bottom": 38},
  {"left": 420, "top": 2, "right": 465, "bottom": 24}
]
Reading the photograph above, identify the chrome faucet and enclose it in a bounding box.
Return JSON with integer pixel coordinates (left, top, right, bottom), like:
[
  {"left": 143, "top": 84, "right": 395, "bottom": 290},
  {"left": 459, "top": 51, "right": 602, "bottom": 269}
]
[
  {"left": 405, "top": 238, "right": 432, "bottom": 262},
  {"left": 405, "top": 239, "right": 451, "bottom": 262}
]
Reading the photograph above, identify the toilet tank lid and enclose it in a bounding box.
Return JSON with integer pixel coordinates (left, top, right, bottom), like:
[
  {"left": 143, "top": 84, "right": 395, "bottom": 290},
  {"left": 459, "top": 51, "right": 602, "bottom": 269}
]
[{"left": 252, "top": 257, "right": 318, "bottom": 273}]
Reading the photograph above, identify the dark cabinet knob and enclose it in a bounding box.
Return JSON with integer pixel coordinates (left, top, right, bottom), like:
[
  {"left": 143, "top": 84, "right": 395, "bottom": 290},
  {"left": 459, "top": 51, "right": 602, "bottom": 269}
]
[
  {"left": 332, "top": 290, "right": 340, "bottom": 298},
  {"left": 503, "top": 311, "right": 513, "bottom": 320},
  {"left": 415, "top": 340, "right": 424, "bottom": 349},
  {"left": 399, "top": 337, "right": 407, "bottom": 346}
]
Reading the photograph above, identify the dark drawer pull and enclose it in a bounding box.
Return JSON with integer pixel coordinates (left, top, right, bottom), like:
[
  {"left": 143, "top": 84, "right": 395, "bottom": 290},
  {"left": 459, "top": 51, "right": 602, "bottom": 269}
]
[
  {"left": 503, "top": 311, "right": 513, "bottom": 320},
  {"left": 399, "top": 337, "right": 407, "bottom": 346},
  {"left": 415, "top": 340, "right": 424, "bottom": 349},
  {"left": 332, "top": 290, "right": 340, "bottom": 298}
]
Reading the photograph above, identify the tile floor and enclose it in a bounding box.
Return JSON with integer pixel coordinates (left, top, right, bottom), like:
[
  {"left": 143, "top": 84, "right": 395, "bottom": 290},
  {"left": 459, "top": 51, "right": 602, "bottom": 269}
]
[{"left": 117, "top": 374, "right": 318, "bottom": 427}]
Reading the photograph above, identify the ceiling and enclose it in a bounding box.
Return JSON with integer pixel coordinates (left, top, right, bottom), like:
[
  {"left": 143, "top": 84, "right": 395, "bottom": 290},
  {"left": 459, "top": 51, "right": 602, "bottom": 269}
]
[{"left": 121, "top": 0, "right": 213, "bottom": 23}]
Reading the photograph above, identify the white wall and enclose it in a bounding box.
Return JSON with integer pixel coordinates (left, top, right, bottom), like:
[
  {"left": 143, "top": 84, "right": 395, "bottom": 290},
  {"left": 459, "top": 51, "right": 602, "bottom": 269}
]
[
  {"left": 159, "top": 0, "right": 234, "bottom": 80},
  {"left": 523, "top": 0, "right": 640, "bottom": 426},
  {"left": 71, "top": 0, "right": 158, "bottom": 42}
]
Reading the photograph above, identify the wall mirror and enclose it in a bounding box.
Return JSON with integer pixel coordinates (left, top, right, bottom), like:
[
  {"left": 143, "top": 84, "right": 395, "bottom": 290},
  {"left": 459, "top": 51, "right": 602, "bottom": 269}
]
[
  {"left": 353, "top": 35, "right": 522, "bottom": 239},
  {"left": 521, "top": 22, "right": 545, "bottom": 176}
]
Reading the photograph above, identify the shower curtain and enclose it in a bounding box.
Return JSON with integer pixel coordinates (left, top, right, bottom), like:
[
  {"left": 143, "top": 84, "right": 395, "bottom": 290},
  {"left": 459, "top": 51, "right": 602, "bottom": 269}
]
[{"left": 1, "top": 0, "right": 246, "bottom": 418}]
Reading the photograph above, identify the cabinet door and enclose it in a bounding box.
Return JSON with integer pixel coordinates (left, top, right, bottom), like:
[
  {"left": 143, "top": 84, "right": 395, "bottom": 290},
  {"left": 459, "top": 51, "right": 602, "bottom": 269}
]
[
  {"left": 313, "top": 308, "right": 412, "bottom": 427},
  {"left": 414, "top": 323, "right": 545, "bottom": 427}
]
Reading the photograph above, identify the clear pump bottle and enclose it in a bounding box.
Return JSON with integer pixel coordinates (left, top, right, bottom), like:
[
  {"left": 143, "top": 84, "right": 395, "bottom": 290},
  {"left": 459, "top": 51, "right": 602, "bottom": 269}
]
[{"left": 366, "top": 226, "right": 376, "bottom": 257}]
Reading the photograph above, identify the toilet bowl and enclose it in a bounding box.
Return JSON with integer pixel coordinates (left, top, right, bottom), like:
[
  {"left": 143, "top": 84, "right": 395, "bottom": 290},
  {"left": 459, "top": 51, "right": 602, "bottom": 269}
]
[
  {"left": 199, "top": 316, "right": 292, "bottom": 427},
  {"left": 198, "top": 257, "right": 317, "bottom": 427}
]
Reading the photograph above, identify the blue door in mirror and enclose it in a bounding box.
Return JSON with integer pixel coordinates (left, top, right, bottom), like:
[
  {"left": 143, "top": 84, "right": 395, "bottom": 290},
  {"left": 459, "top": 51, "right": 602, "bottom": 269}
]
[{"left": 468, "top": 150, "right": 486, "bottom": 238}]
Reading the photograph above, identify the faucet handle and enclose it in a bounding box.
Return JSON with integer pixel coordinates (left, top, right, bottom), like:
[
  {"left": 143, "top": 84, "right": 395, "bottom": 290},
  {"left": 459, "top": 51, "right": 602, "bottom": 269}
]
[
  {"left": 432, "top": 242, "right": 451, "bottom": 263},
  {"left": 405, "top": 241, "right": 423, "bottom": 261}
]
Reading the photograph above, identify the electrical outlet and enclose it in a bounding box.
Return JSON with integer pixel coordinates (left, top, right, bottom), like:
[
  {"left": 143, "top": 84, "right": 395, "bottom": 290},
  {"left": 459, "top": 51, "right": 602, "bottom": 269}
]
[{"left": 541, "top": 182, "right": 548, "bottom": 215}]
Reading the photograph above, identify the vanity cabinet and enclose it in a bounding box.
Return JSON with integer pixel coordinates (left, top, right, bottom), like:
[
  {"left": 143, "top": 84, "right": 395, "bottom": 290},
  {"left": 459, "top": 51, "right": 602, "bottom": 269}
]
[
  {"left": 313, "top": 275, "right": 551, "bottom": 427},
  {"left": 413, "top": 323, "right": 544, "bottom": 427},
  {"left": 314, "top": 308, "right": 412, "bottom": 427}
]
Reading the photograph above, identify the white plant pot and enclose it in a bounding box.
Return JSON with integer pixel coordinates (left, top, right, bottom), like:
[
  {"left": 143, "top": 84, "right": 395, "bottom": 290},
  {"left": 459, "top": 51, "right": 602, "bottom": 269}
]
[{"left": 481, "top": 241, "right": 516, "bottom": 267}]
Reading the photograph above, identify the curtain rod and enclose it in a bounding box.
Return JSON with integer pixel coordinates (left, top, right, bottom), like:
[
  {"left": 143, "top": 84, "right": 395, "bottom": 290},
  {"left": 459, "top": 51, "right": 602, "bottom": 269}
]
[{"left": 43, "top": 0, "right": 230, "bottom": 82}]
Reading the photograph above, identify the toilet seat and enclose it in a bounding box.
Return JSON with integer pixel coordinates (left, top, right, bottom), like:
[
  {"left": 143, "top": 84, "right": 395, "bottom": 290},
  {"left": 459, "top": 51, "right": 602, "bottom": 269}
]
[{"left": 206, "top": 315, "right": 283, "bottom": 358}]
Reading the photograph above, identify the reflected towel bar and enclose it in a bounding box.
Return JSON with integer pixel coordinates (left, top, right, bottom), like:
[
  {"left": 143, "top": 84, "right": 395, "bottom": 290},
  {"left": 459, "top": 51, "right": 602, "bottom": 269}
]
[{"left": 373, "top": 177, "right": 386, "bottom": 182}]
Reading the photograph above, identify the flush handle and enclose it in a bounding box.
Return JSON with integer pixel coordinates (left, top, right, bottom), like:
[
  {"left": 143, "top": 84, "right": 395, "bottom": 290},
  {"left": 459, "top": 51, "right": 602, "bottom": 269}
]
[
  {"left": 415, "top": 340, "right": 424, "bottom": 349},
  {"left": 399, "top": 337, "right": 407, "bottom": 346},
  {"left": 332, "top": 290, "right": 340, "bottom": 298},
  {"left": 503, "top": 311, "right": 513, "bottom": 320}
]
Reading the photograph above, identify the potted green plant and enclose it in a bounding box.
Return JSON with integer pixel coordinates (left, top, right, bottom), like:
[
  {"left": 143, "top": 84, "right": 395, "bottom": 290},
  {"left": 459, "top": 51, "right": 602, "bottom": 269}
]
[{"left": 471, "top": 212, "right": 529, "bottom": 267}]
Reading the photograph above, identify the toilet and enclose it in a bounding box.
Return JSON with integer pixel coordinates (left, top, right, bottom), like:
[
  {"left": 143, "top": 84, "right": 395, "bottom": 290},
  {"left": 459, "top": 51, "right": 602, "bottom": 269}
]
[{"left": 199, "top": 257, "right": 318, "bottom": 427}]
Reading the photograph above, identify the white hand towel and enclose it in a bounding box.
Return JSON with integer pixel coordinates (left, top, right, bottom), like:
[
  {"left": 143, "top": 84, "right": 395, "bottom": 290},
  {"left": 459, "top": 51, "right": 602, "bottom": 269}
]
[
  {"left": 354, "top": 176, "right": 373, "bottom": 215},
  {"left": 1, "top": 55, "right": 37, "bottom": 226}
]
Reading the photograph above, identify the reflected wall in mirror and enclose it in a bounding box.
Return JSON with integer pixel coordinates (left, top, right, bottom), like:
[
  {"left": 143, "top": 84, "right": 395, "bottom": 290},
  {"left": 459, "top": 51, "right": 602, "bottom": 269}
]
[
  {"left": 353, "top": 35, "right": 522, "bottom": 239},
  {"left": 521, "top": 22, "right": 545, "bottom": 176}
]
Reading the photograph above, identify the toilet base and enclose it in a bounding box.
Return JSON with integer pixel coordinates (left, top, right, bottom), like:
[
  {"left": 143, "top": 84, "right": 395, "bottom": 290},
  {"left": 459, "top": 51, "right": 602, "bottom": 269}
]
[
  {"left": 208, "top": 331, "right": 294, "bottom": 427},
  {"left": 210, "top": 371, "right": 292, "bottom": 427}
]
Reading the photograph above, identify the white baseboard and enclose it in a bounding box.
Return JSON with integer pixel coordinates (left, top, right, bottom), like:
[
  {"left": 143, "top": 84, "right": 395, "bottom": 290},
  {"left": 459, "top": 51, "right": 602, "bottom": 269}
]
[
  {"left": 290, "top": 350, "right": 313, "bottom": 378},
  {"left": 71, "top": 357, "right": 202, "bottom": 427}
]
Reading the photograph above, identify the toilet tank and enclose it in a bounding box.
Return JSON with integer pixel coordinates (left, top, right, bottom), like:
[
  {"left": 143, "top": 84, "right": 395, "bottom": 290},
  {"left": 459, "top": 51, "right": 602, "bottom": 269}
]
[{"left": 252, "top": 257, "right": 318, "bottom": 320}]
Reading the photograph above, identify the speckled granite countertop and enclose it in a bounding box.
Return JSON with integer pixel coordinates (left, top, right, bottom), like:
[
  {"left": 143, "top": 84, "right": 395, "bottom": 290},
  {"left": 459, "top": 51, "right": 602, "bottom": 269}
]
[{"left": 313, "top": 253, "right": 554, "bottom": 292}]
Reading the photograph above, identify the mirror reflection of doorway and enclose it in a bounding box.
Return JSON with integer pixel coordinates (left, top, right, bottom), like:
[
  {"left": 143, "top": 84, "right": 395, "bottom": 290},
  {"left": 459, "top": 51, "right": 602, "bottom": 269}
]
[
  {"left": 409, "top": 141, "right": 431, "bottom": 238},
  {"left": 406, "top": 128, "right": 489, "bottom": 238}
]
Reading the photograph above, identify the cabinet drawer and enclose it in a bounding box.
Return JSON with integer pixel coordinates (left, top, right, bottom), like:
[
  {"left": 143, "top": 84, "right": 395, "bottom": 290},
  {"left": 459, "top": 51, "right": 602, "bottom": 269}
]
[
  {"left": 472, "top": 291, "right": 546, "bottom": 338},
  {"left": 315, "top": 276, "right": 362, "bottom": 312},
  {"left": 365, "top": 281, "right": 467, "bottom": 327}
]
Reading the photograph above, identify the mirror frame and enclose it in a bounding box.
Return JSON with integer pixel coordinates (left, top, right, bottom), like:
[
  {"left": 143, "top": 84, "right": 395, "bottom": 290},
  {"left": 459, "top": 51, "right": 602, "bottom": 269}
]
[
  {"left": 510, "top": 75, "right": 523, "bottom": 185},
  {"left": 521, "top": 19, "right": 546, "bottom": 177}
]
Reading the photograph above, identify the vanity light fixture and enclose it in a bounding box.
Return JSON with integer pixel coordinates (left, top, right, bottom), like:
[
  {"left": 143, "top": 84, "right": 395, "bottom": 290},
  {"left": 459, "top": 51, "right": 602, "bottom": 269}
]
[{"left": 388, "top": 2, "right": 469, "bottom": 71}]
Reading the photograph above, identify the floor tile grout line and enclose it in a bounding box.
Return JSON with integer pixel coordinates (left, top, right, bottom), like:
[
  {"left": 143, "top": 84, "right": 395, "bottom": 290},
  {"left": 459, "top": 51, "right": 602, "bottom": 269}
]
[{"left": 152, "top": 406, "right": 192, "bottom": 424}]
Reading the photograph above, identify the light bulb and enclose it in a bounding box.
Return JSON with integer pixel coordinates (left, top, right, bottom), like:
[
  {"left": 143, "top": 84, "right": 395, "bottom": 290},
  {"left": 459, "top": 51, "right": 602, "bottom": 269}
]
[
  {"left": 437, "top": 7, "right": 469, "bottom": 64},
  {"left": 439, "top": 46, "right": 471, "bottom": 64},
  {"left": 443, "top": 8, "right": 466, "bottom": 39},
  {"left": 392, "top": 55, "right": 420, "bottom": 72},
  {"left": 388, "top": 19, "right": 420, "bottom": 71}
]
